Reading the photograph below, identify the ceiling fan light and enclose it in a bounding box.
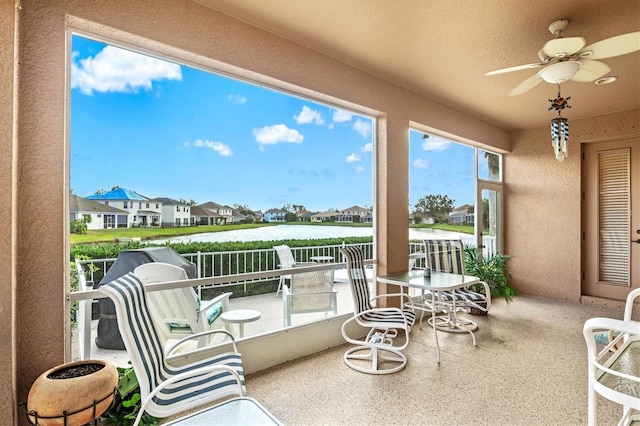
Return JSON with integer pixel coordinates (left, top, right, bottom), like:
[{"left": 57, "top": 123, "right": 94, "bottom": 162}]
[
  {"left": 595, "top": 76, "right": 618, "bottom": 85},
  {"left": 537, "top": 61, "right": 582, "bottom": 83}
]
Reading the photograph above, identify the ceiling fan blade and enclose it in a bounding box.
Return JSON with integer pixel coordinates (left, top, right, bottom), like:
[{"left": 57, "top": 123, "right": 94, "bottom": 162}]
[
  {"left": 542, "top": 37, "right": 586, "bottom": 58},
  {"left": 578, "top": 32, "right": 640, "bottom": 59},
  {"left": 485, "top": 62, "right": 544, "bottom": 76},
  {"left": 571, "top": 60, "right": 611, "bottom": 82},
  {"left": 509, "top": 73, "right": 543, "bottom": 96}
]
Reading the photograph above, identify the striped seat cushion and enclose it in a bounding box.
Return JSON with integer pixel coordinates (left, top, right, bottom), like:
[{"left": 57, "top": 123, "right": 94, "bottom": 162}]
[
  {"left": 361, "top": 308, "right": 416, "bottom": 328},
  {"left": 440, "top": 289, "right": 486, "bottom": 302}
]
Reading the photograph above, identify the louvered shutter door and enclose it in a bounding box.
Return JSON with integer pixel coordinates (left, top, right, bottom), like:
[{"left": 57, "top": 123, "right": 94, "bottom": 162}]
[{"left": 598, "top": 148, "right": 630, "bottom": 285}]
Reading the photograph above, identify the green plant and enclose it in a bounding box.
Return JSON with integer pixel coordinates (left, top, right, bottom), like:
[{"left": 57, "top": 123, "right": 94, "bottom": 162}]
[
  {"left": 101, "top": 365, "right": 159, "bottom": 426},
  {"left": 464, "top": 247, "right": 515, "bottom": 303}
]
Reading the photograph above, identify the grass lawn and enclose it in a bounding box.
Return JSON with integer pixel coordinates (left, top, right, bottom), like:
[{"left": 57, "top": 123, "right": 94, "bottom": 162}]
[{"left": 69, "top": 223, "right": 276, "bottom": 245}]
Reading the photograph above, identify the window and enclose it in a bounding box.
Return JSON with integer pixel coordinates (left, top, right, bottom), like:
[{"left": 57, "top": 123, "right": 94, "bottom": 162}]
[
  {"left": 69, "top": 33, "right": 375, "bottom": 350},
  {"left": 409, "top": 128, "right": 503, "bottom": 255},
  {"left": 123, "top": 201, "right": 128, "bottom": 208}
]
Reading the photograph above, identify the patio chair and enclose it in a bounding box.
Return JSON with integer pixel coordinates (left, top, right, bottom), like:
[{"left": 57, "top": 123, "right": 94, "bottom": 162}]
[
  {"left": 283, "top": 268, "right": 337, "bottom": 327},
  {"left": 339, "top": 245, "right": 415, "bottom": 374},
  {"left": 99, "top": 272, "right": 246, "bottom": 426},
  {"left": 273, "top": 244, "right": 315, "bottom": 295},
  {"left": 133, "top": 262, "right": 232, "bottom": 347},
  {"left": 423, "top": 239, "right": 491, "bottom": 315},
  {"left": 583, "top": 288, "right": 640, "bottom": 426}
]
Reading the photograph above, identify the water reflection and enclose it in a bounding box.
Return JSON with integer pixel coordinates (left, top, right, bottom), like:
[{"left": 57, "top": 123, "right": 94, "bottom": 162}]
[{"left": 150, "top": 224, "right": 468, "bottom": 243}]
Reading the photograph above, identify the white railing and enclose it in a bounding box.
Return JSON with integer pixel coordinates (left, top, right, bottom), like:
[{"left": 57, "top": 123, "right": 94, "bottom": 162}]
[{"left": 72, "top": 237, "right": 495, "bottom": 360}]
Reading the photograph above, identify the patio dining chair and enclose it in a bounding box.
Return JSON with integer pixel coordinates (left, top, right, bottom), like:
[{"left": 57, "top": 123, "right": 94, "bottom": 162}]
[
  {"left": 274, "top": 244, "right": 315, "bottom": 295},
  {"left": 99, "top": 272, "right": 246, "bottom": 426},
  {"left": 133, "top": 262, "right": 233, "bottom": 348},
  {"left": 423, "top": 239, "right": 491, "bottom": 316},
  {"left": 339, "top": 245, "right": 415, "bottom": 374},
  {"left": 283, "top": 268, "right": 338, "bottom": 326}
]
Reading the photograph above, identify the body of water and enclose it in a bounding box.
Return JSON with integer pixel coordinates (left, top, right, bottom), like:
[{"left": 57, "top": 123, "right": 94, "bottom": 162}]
[{"left": 150, "top": 225, "right": 470, "bottom": 244}]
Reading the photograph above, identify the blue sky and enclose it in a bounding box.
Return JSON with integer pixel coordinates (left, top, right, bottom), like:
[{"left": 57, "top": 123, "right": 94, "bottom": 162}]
[{"left": 71, "top": 35, "right": 478, "bottom": 212}]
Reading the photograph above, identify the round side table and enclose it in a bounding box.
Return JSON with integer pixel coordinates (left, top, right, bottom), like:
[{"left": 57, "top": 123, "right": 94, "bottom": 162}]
[{"left": 220, "top": 309, "right": 261, "bottom": 338}]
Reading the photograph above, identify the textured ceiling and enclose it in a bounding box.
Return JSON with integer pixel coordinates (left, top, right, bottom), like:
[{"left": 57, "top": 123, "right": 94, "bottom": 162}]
[{"left": 194, "top": 0, "right": 639, "bottom": 131}]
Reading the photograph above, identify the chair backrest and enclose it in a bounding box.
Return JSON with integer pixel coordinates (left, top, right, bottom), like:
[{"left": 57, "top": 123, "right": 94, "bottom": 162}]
[
  {"left": 625, "top": 287, "right": 640, "bottom": 321},
  {"left": 98, "top": 273, "right": 169, "bottom": 399},
  {"left": 339, "top": 245, "right": 373, "bottom": 314},
  {"left": 133, "top": 263, "right": 201, "bottom": 339},
  {"left": 289, "top": 269, "right": 335, "bottom": 310},
  {"left": 424, "top": 239, "right": 466, "bottom": 274},
  {"left": 274, "top": 245, "right": 296, "bottom": 268}
]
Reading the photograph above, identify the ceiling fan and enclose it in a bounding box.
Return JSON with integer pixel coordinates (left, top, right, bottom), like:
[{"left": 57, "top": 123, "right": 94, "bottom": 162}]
[{"left": 485, "top": 19, "right": 640, "bottom": 96}]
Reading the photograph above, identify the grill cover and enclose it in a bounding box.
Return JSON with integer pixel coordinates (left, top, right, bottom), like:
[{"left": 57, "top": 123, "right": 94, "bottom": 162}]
[{"left": 94, "top": 247, "right": 196, "bottom": 349}]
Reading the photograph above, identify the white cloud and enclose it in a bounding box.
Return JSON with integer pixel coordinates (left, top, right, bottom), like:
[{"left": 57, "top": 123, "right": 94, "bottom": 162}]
[
  {"left": 354, "top": 166, "right": 365, "bottom": 173},
  {"left": 413, "top": 158, "right": 431, "bottom": 169},
  {"left": 71, "top": 45, "right": 181, "bottom": 95},
  {"left": 422, "top": 135, "right": 452, "bottom": 151},
  {"left": 345, "top": 153, "right": 361, "bottom": 163},
  {"left": 227, "top": 94, "right": 247, "bottom": 105},
  {"left": 353, "top": 119, "right": 371, "bottom": 138},
  {"left": 294, "top": 106, "right": 324, "bottom": 125},
  {"left": 361, "top": 142, "right": 373, "bottom": 152},
  {"left": 332, "top": 109, "right": 353, "bottom": 122},
  {"left": 187, "top": 139, "right": 233, "bottom": 156},
  {"left": 253, "top": 124, "right": 304, "bottom": 145}
]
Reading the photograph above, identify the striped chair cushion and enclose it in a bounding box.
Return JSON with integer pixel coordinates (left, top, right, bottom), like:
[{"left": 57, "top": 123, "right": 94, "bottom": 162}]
[
  {"left": 361, "top": 308, "right": 416, "bottom": 328},
  {"left": 340, "top": 245, "right": 415, "bottom": 329},
  {"left": 440, "top": 289, "right": 486, "bottom": 302},
  {"left": 100, "top": 272, "right": 245, "bottom": 418}
]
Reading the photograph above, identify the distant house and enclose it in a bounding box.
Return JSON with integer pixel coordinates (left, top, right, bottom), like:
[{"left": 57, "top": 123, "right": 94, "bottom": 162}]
[
  {"left": 69, "top": 194, "right": 128, "bottom": 230},
  {"left": 449, "top": 204, "right": 474, "bottom": 224},
  {"left": 197, "top": 201, "right": 232, "bottom": 224},
  {"left": 336, "top": 205, "right": 373, "bottom": 223},
  {"left": 190, "top": 205, "right": 224, "bottom": 225},
  {"left": 230, "top": 208, "right": 247, "bottom": 224},
  {"left": 296, "top": 210, "right": 315, "bottom": 222},
  {"left": 263, "top": 208, "right": 287, "bottom": 222},
  {"left": 311, "top": 211, "right": 335, "bottom": 222},
  {"left": 152, "top": 197, "right": 190, "bottom": 227},
  {"left": 86, "top": 187, "right": 160, "bottom": 227}
]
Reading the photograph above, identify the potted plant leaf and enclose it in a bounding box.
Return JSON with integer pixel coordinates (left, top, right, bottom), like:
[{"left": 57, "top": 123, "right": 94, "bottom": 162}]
[
  {"left": 101, "top": 364, "right": 160, "bottom": 426},
  {"left": 464, "top": 247, "right": 515, "bottom": 314}
]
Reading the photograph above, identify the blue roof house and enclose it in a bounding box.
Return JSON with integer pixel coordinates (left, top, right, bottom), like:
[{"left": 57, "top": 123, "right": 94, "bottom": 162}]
[{"left": 86, "top": 187, "right": 162, "bottom": 227}]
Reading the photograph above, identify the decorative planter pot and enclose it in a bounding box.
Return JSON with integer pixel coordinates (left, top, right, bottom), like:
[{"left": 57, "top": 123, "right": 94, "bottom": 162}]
[
  {"left": 469, "top": 301, "right": 488, "bottom": 315},
  {"left": 27, "top": 359, "right": 118, "bottom": 426}
]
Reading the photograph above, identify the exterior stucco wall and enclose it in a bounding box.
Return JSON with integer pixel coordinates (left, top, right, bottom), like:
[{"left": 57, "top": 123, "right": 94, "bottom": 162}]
[
  {"left": 506, "top": 108, "right": 640, "bottom": 301},
  {"left": 3, "top": 1, "right": 512, "bottom": 421},
  {"left": 1, "top": 0, "right": 16, "bottom": 420}
]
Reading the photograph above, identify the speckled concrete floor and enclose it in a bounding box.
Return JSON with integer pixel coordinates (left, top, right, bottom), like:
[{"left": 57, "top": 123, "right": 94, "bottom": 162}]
[{"left": 241, "top": 295, "right": 632, "bottom": 426}]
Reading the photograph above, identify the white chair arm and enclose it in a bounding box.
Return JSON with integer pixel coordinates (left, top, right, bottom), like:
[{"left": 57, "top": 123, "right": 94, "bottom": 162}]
[
  {"left": 134, "top": 364, "right": 244, "bottom": 426},
  {"left": 370, "top": 292, "right": 415, "bottom": 311},
  {"left": 165, "top": 329, "right": 238, "bottom": 357}
]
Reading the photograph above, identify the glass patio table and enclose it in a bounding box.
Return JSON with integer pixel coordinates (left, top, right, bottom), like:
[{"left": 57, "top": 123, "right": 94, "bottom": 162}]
[
  {"left": 165, "top": 397, "right": 282, "bottom": 425},
  {"left": 377, "top": 269, "right": 481, "bottom": 363}
]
